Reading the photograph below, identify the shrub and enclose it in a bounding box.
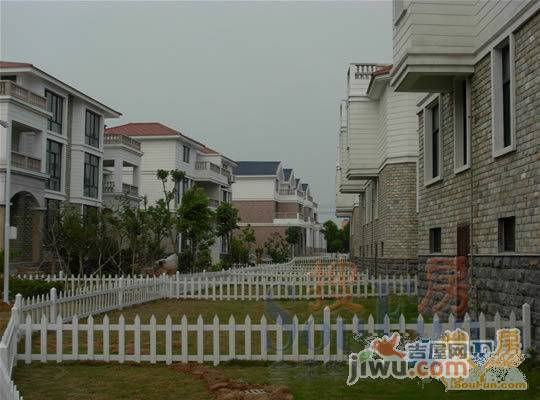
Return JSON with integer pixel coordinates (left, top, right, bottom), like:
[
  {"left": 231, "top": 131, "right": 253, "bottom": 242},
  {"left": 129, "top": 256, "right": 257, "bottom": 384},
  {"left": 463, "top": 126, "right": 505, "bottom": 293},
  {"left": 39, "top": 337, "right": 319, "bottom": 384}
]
[
  {"left": 1, "top": 278, "right": 65, "bottom": 300},
  {"left": 264, "top": 232, "right": 289, "bottom": 263}
]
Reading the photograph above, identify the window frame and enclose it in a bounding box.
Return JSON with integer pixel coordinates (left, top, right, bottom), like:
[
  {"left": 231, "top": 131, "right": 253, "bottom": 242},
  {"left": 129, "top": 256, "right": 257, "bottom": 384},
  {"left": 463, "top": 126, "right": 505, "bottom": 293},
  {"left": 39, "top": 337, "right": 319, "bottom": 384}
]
[
  {"left": 85, "top": 109, "right": 101, "bottom": 148},
  {"left": 498, "top": 216, "right": 516, "bottom": 253},
  {"left": 429, "top": 227, "right": 442, "bottom": 254},
  {"left": 45, "top": 89, "right": 64, "bottom": 134},
  {"left": 453, "top": 78, "right": 471, "bottom": 174},
  {"left": 423, "top": 97, "right": 443, "bottom": 186},
  {"left": 182, "top": 145, "right": 191, "bottom": 164},
  {"left": 491, "top": 36, "right": 516, "bottom": 158},
  {"left": 83, "top": 152, "right": 100, "bottom": 199},
  {"left": 46, "top": 139, "right": 62, "bottom": 192}
]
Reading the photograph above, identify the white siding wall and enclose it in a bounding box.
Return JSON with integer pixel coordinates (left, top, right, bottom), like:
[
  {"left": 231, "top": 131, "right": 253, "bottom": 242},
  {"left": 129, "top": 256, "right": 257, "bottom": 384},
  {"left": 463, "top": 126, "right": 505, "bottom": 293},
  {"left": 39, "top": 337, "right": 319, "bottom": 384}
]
[
  {"left": 385, "top": 89, "right": 419, "bottom": 160},
  {"left": 347, "top": 100, "right": 379, "bottom": 172},
  {"left": 393, "top": 0, "right": 534, "bottom": 68},
  {"left": 231, "top": 178, "right": 276, "bottom": 200}
]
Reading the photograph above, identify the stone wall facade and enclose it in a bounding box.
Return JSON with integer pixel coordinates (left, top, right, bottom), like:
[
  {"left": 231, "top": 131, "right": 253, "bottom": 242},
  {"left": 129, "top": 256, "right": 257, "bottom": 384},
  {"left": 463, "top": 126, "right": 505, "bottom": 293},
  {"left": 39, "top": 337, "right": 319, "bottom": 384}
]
[
  {"left": 349, "top": 162, "right": 418, "bottom": 267},
  {"left": 416, "top": 14, "right": 539, "bottom": 349}
]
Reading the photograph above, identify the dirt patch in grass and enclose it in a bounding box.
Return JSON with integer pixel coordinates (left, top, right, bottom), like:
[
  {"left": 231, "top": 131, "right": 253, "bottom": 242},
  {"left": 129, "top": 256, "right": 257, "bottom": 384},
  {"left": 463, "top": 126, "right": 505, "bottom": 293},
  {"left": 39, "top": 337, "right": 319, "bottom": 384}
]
[{"left": 172, "top": 363, "right": 293, "bottom": 400}]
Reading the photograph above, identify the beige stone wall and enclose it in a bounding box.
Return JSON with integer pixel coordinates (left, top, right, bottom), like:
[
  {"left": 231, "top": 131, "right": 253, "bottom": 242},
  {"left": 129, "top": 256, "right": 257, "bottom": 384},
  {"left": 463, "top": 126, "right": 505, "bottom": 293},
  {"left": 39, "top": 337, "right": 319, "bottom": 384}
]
[
  {"left": 354, "top": 162, "right": 418, "bottom": 260},
  {"left": 417, "top": 13, "right": 539, "bottom": 256}
]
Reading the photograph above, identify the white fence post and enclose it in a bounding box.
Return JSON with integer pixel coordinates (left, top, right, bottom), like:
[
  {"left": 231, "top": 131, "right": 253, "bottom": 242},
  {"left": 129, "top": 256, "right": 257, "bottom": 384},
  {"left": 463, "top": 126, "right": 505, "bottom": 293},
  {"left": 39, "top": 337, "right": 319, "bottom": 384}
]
[
  {"left": 49, "top": 288, "right": 57, "bottom": 321},
  {"left": 118, "top": 277, "right": 124, "bottom": 310}
]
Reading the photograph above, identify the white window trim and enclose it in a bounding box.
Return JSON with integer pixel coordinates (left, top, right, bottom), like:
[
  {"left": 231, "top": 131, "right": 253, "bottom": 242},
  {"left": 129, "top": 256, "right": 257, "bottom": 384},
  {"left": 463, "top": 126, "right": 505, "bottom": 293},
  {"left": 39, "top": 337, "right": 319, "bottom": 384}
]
[
  {"left": 453, "top": 78, "right": 471, "bottom": 174},
  {"left": 423, "top": 96, "right": 442, "bottom": 187},
  {"left": 491, "top": 35, "right": 516, "bottom": 159}
]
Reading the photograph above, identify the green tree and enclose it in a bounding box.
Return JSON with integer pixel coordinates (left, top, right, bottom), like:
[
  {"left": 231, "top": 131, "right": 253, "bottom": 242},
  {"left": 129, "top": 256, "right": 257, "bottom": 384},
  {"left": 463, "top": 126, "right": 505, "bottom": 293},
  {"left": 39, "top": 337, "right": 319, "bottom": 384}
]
[
  {"left": 215, "top": 202, "right": 240, "bottom": 256},
  {"left": 177, "top": 187, "right": 215, "bottom": 272},
  {"left": 285, "top": 226, "right": 302, "bottom": 256},
  {"left": 156, "top": 169, "right": 186, "bottom": 254},
  {"left": 241, "top": 224, "right": 256, "bottom": 254}
]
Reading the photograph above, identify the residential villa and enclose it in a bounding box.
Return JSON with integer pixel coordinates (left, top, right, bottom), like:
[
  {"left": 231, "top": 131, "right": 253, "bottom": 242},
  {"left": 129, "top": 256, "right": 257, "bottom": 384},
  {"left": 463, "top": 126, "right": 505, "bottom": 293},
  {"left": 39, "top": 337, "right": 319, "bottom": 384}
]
[
  {"left": 0, "top": 61, "right": 122, "bottom": 270},
  {"left": 232, "top": 161, "right": 326, "bottom": 256},
  {"left": 390, "top": 0, "right": 538, "bottom": 345},
  {"left": 336, "top": 63, "right": 420, "bottom": 274},
  {"left": 104, "top": 122, "right": 237, "bottom": 263}
]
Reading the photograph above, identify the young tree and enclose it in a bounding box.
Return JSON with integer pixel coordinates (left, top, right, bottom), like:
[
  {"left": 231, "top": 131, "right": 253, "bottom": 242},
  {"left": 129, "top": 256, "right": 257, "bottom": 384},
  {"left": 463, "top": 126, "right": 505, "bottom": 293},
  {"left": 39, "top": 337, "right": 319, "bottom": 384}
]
[
  {"left": 215, "top": 202, "right": 240, "bottom": 256},
  {"left": 156, "top": 169, "right": 186, "bottom": 254},
  {"left": 241, "top": 224, "right": 256, "bottom": 255},
  {"left": 322, "top": 220, "right": 340, "bottom": 252},
  {"left": 264, "top": 232, "right": 289, "bottom": 263},
  {"left": 285, "top": 226, "right": 302, "bottom": 256},
  {"left": 177, "top": 187, "right": 215, "bottom": 272}
]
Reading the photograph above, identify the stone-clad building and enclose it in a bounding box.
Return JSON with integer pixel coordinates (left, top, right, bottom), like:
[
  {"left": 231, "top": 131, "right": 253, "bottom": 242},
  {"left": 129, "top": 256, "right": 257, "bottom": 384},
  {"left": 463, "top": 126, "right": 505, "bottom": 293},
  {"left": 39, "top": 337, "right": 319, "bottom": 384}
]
[
  {"left": 391, "top": 0, "right": 539, "bottom": 349},
  {"left": 336, "top": 63, "right": 420, "bottom": 274}
]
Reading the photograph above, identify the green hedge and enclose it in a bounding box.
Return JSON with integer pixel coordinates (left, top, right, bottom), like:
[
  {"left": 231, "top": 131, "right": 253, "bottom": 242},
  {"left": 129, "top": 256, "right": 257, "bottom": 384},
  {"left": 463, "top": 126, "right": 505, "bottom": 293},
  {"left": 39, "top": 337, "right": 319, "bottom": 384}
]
[{"left": 0, "top": 278, "right": 64, "bottom": 300}]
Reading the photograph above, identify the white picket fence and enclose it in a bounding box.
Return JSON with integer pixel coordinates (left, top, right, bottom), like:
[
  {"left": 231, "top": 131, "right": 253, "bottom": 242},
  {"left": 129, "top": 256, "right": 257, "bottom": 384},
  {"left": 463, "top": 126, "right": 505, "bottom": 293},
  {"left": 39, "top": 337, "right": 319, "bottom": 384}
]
[
  {"left": 16, "top": 304, "right": 532, "bottom": 367},
  {"left": 1, "top": 295, "right": 23, "bottom": 400}
]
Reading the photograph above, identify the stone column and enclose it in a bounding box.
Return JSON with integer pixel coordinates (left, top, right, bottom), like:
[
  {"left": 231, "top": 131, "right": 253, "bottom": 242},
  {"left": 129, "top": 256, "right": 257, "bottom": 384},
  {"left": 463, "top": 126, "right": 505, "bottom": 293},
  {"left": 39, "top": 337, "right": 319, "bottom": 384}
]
[{"left": 113, "top": 159, "right": 123, "bottom": 193}]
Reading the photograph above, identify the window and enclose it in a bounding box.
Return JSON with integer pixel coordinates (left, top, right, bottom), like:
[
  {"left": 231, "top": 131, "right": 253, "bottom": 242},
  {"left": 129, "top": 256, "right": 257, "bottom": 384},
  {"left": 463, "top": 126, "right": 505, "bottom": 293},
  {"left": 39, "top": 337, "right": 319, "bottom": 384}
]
[
  {"left": 424, "top": 100, "right": 442, "bottom": 183},
  {"left": 44, "top": 199, "right": 61, "bottom": 236},
  {"left": 45, "top": 90, "right": 63, "bottom": 134},
  {"left": 182, "top": 145, "right": 190, "bottom": 163},
  {"left": 498, "top": 217, "right": 515, "bottom": 252},
  {"left": 85, "top": 110, "right": 100, "bottom": 147},
  {"left": 1, "top": 75, "right": 16, "bottom": 82},
  {"left": 429, "top": 228, "right": 442, "bottom": 253},
  {"left": 46, "top": 140, "right": 62, "bottom": 191},
  {"left": 83, "top": 153, "right": 99, "bottom": 198},
  {"left": 492, "top": 39, "right": 515, "bottom": 156},
  {"left": 454, "top": 79, "right": 470, "bottom": 171},
  {"left": 221, "top": 236, "right": 228, "bottom": 254},
  {"left": 381, "top": 242, "right": 384, "bottom": 257}
]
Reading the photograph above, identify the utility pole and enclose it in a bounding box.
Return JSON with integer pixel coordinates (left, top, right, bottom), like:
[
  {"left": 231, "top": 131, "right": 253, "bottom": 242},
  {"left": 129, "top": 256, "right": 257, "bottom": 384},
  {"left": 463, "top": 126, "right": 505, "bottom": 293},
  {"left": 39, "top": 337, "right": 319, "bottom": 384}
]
[{"left": 1, "top": 119, "right": 11, "bottom": 304}]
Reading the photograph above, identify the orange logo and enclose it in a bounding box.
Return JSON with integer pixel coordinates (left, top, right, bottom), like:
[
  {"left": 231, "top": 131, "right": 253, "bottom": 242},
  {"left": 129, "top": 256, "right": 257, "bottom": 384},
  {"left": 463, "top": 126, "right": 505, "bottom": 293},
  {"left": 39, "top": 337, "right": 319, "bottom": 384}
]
[{"left": 370, "top": 332, "right": 406, "bottom": 360}]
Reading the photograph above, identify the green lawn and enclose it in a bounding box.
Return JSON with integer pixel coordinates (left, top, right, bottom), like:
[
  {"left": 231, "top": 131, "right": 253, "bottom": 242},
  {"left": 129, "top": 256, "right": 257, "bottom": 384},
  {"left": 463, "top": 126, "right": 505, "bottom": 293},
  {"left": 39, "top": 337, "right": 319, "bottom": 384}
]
[
  {"left": 22, "top": 296, "right": 421, "bottom": 357},
  {"left": 13, "top": 359, "right": 540, "bottom": 400}
]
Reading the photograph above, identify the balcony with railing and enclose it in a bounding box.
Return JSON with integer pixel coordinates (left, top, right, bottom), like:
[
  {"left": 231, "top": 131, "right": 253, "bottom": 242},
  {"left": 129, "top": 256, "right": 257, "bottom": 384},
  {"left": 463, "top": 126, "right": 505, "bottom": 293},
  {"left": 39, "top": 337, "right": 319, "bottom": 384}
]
[
  {"left": 11, "top": 151, "right": 41, "bottom": 172},
  {"left": 102, "top": 180, "right": 139, "bottom": 197},
  {"left": 195, "top": 162, "right": 230, "bottom": 185},
  {"left": 0, "top": 80, "right": 47, "bottom": 110},
  {"left": 274, "top": 212, "right": 305, "bottom": 224},
  {"left": 104, "top": 133, "right": 141, "bottom": 151}
]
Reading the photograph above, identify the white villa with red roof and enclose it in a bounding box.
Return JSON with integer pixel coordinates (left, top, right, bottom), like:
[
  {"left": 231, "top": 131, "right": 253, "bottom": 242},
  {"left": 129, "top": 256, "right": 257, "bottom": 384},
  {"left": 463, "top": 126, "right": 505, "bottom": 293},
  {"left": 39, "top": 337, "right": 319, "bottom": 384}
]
[{"left": 105, "top": 122, "right": 237, "bottom": 262}]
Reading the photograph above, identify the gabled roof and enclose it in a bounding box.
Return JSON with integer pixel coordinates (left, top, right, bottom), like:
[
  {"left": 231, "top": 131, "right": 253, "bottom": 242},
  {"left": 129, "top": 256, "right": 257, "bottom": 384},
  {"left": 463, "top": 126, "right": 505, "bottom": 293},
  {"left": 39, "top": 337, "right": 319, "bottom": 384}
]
[
  {"left": 295, "top": 179, "right": 300, "bottom": 188},
  {"left": 301, "top": 183, "right": 309, "bottom": 191},
  {"left": 283, "top": 168, "right": 293, "bottom": 181},
  {"left": 0, "top": 60, "right": 121, "bottom": 117},
  {"left": 106, "top": 122, "right": 183, "bottom": 137},
  {"left": 0, "top": 61, "right": 32, "bottom": 68},
  {"left": 234, "top": 161, "right": 280, "bottom": 176}
]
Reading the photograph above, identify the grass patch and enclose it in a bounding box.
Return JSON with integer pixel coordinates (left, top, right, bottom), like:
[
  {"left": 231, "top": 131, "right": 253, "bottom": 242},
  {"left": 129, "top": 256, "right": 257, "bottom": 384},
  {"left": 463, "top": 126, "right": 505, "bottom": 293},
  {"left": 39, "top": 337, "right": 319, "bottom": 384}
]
[{"left": 13, "top": 359, "right": 540, "bottom": 400}]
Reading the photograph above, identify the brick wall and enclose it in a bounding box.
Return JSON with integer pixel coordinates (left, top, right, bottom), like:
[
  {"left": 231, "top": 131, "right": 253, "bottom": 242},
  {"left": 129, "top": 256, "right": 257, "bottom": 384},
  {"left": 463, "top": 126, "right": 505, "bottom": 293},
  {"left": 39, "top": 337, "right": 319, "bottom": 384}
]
[
  {"left": 233, "top": 200, "right": 276, "bottom": 223},
  {"left": 277, "top": 202, "right": 300, "bottom": 214}
]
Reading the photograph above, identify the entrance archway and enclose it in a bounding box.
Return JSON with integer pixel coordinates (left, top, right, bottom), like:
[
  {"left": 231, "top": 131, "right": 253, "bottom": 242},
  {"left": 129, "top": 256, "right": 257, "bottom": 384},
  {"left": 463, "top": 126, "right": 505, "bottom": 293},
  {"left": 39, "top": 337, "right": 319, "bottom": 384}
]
[{"left": 9, "top": 191, "right": 43, "bottom": 266}]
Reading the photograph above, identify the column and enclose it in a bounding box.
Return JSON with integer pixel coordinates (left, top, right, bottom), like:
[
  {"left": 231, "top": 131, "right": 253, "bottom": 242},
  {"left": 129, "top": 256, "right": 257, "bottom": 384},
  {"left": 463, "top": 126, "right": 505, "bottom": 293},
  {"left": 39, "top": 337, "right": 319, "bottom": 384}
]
[{"left": 114, "top": 159, "right": 123, "bottom": 193}]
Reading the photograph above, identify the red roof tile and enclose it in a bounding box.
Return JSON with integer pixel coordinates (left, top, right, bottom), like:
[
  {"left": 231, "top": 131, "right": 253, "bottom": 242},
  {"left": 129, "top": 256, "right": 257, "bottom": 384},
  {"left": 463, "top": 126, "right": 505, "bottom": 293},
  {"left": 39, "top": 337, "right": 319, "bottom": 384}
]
[
  {"left": 0, "top": 61, "right": 33, "bottom": 68},
  {"left": 372, "top": 64, "right": 392, "bottom": 76},
  {"left": 105, "top": 122, "right": 183, "bottom": 137},
  {"left": 200, "top": 146, "right": 219, "bottom": 155}
]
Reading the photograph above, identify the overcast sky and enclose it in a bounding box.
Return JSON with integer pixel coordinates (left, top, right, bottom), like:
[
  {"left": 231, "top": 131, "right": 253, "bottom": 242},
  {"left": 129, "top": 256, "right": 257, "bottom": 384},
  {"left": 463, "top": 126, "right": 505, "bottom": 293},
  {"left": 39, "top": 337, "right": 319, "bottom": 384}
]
[{"left": 1, "top": 1, "right": 392, "bottom": 220}]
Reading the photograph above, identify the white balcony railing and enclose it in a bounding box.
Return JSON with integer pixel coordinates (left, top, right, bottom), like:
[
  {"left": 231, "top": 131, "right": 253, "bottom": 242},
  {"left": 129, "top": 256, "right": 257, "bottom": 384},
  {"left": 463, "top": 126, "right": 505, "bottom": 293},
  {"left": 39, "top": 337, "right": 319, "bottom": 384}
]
[
  {"left": 195, "top": 162, "right": 232, "bottom": 184},
  {"left": 104, "top": 134, "right": 141, "bottom": 151},
  {"left": 274, "top": 212, "right": 304, "bottom": 220},
  {"left": 102, "top": 181, "right": 139, "bottom": 197},
  {"left": 0, "top": 80, "right": 47, "bottom": 110},
  {"left": 11, "top": 151, "right": 41, "bottom": 172}
]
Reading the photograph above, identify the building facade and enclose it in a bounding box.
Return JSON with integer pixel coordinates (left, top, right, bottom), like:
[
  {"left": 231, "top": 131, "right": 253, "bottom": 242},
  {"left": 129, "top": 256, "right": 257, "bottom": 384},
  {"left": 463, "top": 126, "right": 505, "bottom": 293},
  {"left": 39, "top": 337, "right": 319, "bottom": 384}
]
[
  {"left": 392, "top": 0, "right": 539, "bottom": 348},
  {"left": 232, "top": 161, "right": 326, "bottom": 256},
  {"left": 104, "top": 122, "right": 236, "bottom": 262},
  {"left": 336, "top": 63, "right": 420, "bottom": 274},
  {"left": 0, "top": 61, "right": 121, "bottom": 270}
]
